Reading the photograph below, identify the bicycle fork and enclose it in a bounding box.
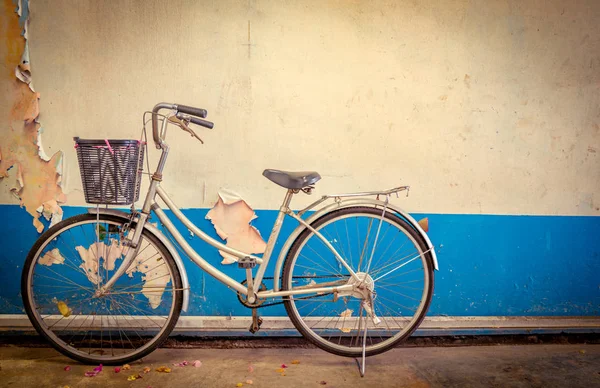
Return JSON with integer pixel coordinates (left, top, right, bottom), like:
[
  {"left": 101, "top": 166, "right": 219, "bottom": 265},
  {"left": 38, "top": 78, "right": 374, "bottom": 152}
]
[{"left": 94, "top": 210, "right": 151, "bottom": 297}]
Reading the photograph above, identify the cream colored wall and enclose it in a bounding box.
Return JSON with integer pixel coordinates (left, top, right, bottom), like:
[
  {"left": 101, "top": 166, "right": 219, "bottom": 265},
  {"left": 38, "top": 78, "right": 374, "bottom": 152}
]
[{"left": 10, "top": 0, "right": 600, "bottom": 215}]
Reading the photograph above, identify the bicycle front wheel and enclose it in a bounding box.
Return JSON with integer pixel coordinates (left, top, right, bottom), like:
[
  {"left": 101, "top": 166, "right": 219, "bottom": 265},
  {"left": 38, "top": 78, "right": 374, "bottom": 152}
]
[
  {"left": 21, "top": 213, "right": 183, "bottom": 364},
  {"left": 282, "top": 206, "right": 434, "bottom": 357}
]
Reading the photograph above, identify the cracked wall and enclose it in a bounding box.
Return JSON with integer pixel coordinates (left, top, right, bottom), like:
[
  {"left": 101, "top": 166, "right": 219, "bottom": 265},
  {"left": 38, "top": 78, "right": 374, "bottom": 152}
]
[{"left": 0, "top": 0, "right": 64, "bottom": 232}]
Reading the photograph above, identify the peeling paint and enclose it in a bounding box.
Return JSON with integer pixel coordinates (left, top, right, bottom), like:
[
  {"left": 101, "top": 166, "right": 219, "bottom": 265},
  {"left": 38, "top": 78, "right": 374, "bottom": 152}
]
[
  {"left": 75, "top": 244, "right": 103, "bottom": 285},
  {"left": 75, "top": 240, "right": 127, "bottom": 285},
  {"left": 38, "top": 248, "right": 65, "bottom": 266},
  {"left": 35, "top": 127, "right": 51, "bottom": 161},
  {"left": 339, "top": 309, "right": 353, "bottom": 333},
  {"left": 125, "top": 240, "right": 171, "bottom": 309},
  {"left": 71, "top": 237, "right": 171, "bottom": 309},
  {"left": 15, "top": 42, "right": 33, "bottom": 91},
  {"left": 206, "top": 189, "right": 267, "bottom": 265},
  {"left": 0, "top": 0, "right": 65, "bottom": 232}
]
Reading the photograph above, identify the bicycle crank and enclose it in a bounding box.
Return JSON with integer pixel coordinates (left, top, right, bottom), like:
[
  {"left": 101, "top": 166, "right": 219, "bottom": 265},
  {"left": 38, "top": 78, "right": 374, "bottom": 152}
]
[
  {"left": 236, "top": 280, "right": 267, "bottom": 308},
  {"left": 249, "top": 308, "right": 263, "bottom": 334}
]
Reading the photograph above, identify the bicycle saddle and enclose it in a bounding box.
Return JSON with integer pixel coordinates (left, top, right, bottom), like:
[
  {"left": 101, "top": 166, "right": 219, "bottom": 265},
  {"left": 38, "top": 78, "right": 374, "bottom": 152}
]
[{"left": 262, "top": 169, "right": 321, "bottom": 189}]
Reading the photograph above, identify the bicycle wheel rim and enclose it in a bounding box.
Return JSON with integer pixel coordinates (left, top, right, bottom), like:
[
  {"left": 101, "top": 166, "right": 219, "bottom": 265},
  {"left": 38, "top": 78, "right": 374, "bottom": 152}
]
[
  {"left": 284, "top": 208, "right": 433, "bottom": 356},
  {"left": 24, "top": 217, "right": 179, "bottom": 363}
]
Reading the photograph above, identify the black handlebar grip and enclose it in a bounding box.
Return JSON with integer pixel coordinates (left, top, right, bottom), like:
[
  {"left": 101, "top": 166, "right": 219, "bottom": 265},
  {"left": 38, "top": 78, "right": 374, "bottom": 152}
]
[
  {"left": 176, "top": 104, "right": 208, "bottom": 118},
  {"left": 189, "top": 116, "right": 214, "bottom": 129}
]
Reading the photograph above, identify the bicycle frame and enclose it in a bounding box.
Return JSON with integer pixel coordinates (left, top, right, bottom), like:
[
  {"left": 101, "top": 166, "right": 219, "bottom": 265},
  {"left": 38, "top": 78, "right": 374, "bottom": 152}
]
[
  {"left": 99, "top": 177, "right": 359, "bottom": 301},
  {"left": 98, "top": 104, "right": 439, "bottom": 305},
  {"left": 153, "top": 184, "right": 359, "bottom": 299}
]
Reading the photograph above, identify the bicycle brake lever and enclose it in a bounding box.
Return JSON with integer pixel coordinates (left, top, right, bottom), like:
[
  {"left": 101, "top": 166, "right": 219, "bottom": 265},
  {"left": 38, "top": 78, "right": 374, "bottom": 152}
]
[{"left": 168, "top": 115, "right": 204, "bottom": 144}]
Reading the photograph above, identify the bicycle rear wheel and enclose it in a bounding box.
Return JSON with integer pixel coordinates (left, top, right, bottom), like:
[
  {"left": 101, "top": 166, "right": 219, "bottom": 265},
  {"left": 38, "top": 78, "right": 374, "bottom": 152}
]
[
  {"left": 282, "top": 206, "right": 434, "bottom": 357},
  {"left": 21, "top": 213, "right": 183, "bottom": 365}
]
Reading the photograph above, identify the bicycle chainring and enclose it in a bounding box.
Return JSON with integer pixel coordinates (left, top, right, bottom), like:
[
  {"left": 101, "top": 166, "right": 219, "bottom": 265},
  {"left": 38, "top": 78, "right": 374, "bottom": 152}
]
[{"left": 236, "top": 280, "right": 268, "bottom": 308}]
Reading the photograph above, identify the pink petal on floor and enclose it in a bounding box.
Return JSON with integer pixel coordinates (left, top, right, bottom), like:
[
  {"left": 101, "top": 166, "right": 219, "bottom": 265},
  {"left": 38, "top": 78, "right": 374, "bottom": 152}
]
[
  {"left": 281, "top": 364, "right": 288, "bottom": 368},
  {"left": 192, "top": 360, "right": 202, "bottom": 368},
  {"left": 64, "top": 366, "right": 71, "bottom": 371},
  {"left": 114, "top": 367, "right": 121, "bottom": 373},
  {"left": 248, "top": 364, "right": 254, "bottom": 373}
]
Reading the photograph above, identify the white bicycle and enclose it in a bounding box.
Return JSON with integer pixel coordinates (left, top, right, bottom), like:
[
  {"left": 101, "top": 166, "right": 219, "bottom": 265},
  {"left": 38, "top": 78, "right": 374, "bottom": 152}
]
[{"left": 21, "top": 102, "right": 438, "bottom": 365}]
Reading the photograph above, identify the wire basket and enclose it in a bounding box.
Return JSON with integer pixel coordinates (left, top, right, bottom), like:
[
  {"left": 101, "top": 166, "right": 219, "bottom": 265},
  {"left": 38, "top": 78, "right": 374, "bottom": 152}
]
[{"left": 74, "top": 137, "right": 145, "bottom": 205}]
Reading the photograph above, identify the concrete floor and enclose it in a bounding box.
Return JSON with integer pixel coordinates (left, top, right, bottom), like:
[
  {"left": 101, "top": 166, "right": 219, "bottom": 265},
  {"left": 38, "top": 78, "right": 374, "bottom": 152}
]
[{"left": 0, "top": 344, "right": 598, "bottom": 387}]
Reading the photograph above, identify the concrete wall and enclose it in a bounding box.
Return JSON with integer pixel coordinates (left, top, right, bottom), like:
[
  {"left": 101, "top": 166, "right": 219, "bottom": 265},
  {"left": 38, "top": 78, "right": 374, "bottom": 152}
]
[{"left": 1, "top": 0, "right": 599, "bottom": 328}]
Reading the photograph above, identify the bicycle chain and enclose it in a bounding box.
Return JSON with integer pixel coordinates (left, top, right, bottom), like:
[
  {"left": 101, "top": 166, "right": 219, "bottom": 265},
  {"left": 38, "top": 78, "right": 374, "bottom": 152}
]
[
  {"left": 251, "top": 292, "right": 334, "bottom": 309},
  {"left": 247, "top": 276, "right": 337, "bottom": 309}
]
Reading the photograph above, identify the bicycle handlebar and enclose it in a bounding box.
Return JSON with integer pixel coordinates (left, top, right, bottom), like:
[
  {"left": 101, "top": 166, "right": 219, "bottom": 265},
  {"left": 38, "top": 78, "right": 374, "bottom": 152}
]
[
  {"left": 175, "top": 104, "right": 207, "bottom": 118},
  {"left": 188, "top": 116, "right": 214, "bottom": 129},
  {"left": 151, "top": 102, "right": 214, "bottom": 148}
]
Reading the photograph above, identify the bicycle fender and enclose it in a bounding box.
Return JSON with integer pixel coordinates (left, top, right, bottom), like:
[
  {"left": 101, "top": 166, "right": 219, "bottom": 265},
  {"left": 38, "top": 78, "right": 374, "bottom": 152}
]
[
  {"left": 273, "top": 199, "right": 439, "bottom": 292},
  {"left": 86, "top": 208, "right": 190, "bottom": 312}
]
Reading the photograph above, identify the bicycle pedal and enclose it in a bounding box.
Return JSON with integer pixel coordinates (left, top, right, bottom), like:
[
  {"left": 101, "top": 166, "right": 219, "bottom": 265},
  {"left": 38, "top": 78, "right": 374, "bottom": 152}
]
[
  {"left": 249, "top": 308, "right": 263, "bottom": 334},
  {"left": 249, "top": 317, "right": 263, "bottom": 334},
  {"left": 238, "top": 256, "right": 257, "bottom": 269}
]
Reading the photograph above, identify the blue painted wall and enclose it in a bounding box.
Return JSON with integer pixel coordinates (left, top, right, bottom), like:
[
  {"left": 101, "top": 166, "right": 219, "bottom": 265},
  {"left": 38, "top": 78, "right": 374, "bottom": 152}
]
[{"left": 1, "top": 204, "right": 598, "bottom": 317}]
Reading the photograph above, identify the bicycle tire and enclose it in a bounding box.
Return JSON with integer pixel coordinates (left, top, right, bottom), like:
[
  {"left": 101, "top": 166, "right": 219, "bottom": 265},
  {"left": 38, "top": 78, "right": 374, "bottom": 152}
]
[
  {"left": 282, "top": 206, "right": 434, "bottom": 357},
  {"left": 21, "top": 213, "right": 183, "bottom": 365}
]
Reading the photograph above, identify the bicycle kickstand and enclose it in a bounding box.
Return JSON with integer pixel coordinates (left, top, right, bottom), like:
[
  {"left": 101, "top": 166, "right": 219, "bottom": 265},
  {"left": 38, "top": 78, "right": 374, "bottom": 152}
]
[{"left": 354, "top": 322, "right": 368, "bottom": 377}]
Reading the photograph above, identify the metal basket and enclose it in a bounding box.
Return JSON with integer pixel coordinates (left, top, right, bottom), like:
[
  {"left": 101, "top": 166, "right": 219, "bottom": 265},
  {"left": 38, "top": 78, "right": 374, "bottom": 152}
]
[{"left": 74, "top": 137, "right": 145, "bottom": 205}]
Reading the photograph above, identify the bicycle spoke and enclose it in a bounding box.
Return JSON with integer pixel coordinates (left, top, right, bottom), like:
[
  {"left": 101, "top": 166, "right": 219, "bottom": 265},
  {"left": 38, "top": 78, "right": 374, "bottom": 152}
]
[
  {"left": 357, "top": 218, "right": 374, "bottom": 272},
  {"left": 373, "top": 254, "right": 422, "bottom": 282},
  {"left": 343, "top": 218, "right": 354, "bottom": 269},
  {"left": 369, "top": 239, "right": 412, "bottom": 277},
  {"left": 376, "top": 294, "right": 417, "bottom": 312},
  {"left": 303, "top": 243, "right": 346, "bottom": 277},
  {"left": 376, "top": 285, "right": 422, "bottom": 302},
  {"left": 370, "top": 249, "right": 419, "bottom": 279},
  {"left": 377, "top": 269, "right": 425, "bottom": 284}
]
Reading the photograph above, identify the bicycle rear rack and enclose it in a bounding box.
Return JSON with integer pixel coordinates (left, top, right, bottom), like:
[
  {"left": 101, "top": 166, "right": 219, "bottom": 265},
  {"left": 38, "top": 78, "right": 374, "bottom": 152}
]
[{"left": 298, "top": 185, "right": 410, "bottom": 216}]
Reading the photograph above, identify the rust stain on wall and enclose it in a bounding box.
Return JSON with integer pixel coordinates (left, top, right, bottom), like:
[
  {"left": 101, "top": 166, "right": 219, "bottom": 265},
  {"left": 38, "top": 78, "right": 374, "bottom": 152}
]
[
  {"left": 0, "top": 0, "right": 65, "bottom": 232},
  {"left": 1, "top": 0, "right": 22, "bottom": 75}
]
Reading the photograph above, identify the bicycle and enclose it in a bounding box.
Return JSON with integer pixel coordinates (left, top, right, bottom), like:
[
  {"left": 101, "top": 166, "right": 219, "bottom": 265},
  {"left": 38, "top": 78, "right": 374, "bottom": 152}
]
[{"left": 21, "top": 102, "right": 439, "bottom": 367}]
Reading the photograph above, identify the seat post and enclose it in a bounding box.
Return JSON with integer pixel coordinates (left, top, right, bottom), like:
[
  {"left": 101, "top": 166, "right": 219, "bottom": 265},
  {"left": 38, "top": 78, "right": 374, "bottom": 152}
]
[
  {"left": 268, "top": 189, "right": 294, "bottom": 248},
  {"left": 253, "top": 189, "right": 295, "bottom": 287},
  {"left": 280, "top": 189, "right": 294, "bottom": 210}
]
